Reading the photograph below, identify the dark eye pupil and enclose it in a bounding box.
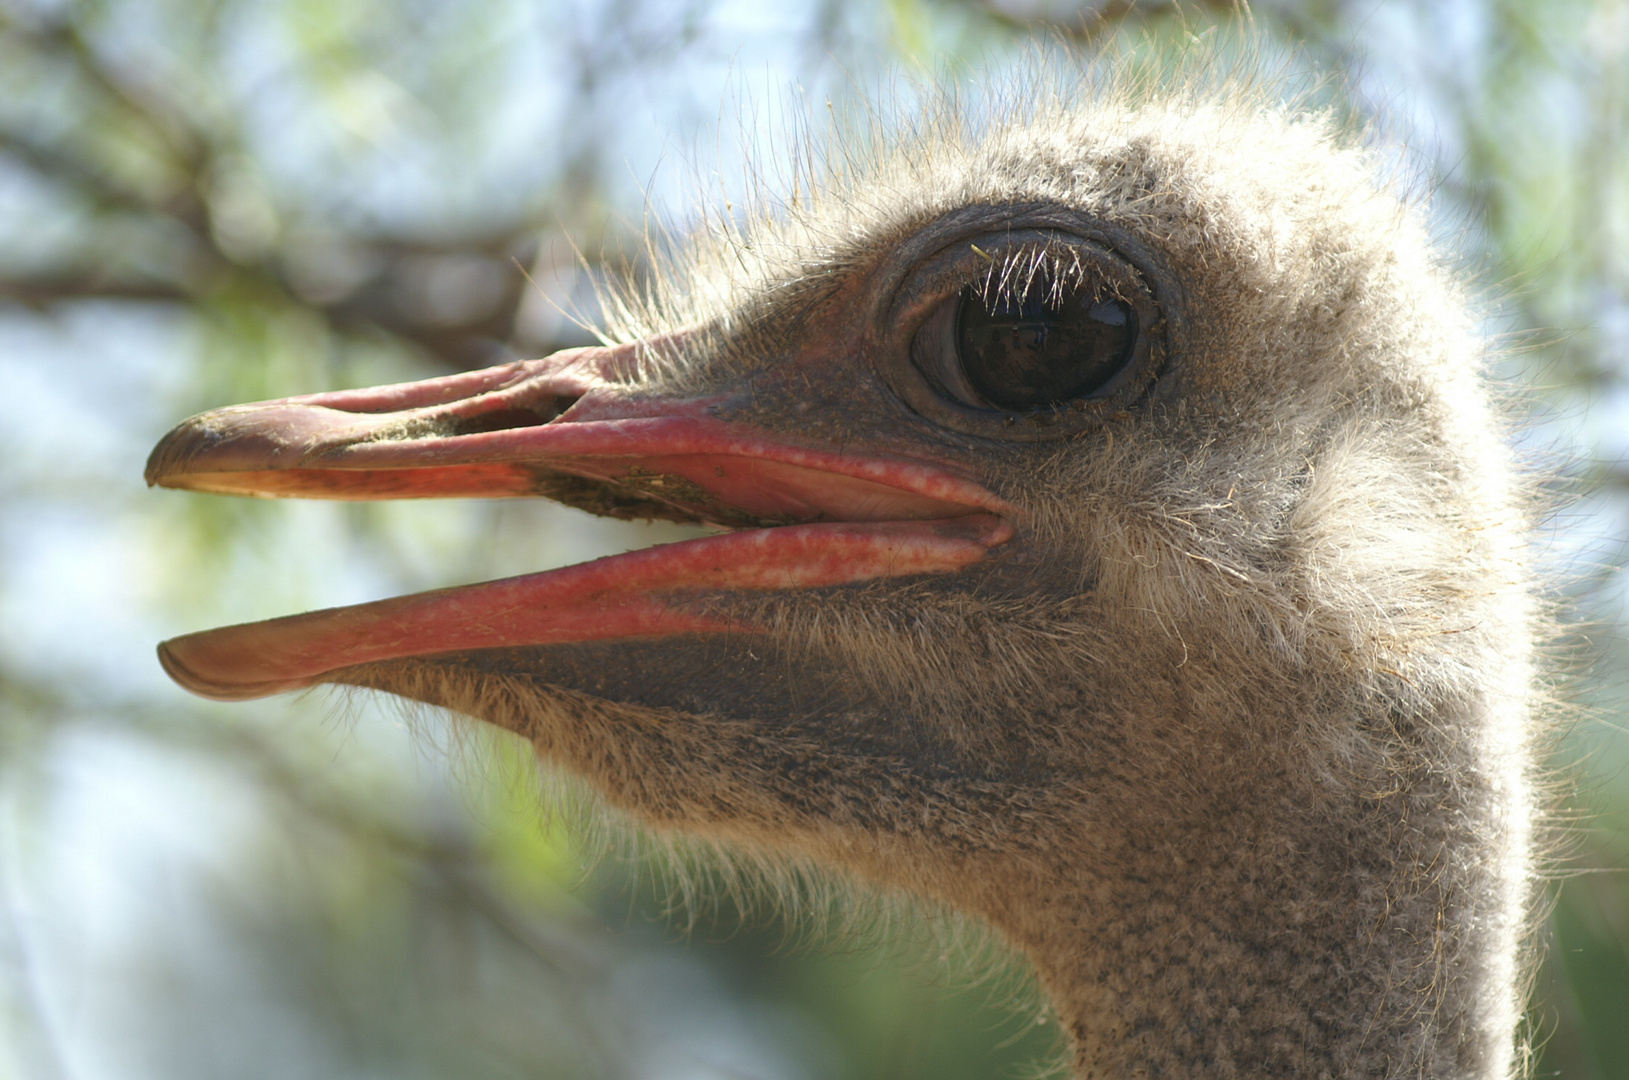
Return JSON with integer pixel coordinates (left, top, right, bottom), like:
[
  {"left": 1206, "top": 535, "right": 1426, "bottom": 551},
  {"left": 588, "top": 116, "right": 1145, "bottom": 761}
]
[{"left": 956, "top": 279, "right": 1136, "bottom": 409}]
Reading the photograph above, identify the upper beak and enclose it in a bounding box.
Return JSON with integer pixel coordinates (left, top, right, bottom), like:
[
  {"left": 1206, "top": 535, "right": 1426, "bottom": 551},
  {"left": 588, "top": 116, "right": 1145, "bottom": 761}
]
[
  {"left": 147, "top": 343, "right": 1015, "bottom": 702},
  {"left": 146, "top": 343, "right": 1007, "bottom": 527}
]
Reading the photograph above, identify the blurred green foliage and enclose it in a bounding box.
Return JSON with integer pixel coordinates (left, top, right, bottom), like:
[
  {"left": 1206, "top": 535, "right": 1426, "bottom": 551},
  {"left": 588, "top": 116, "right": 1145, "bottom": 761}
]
[{"left": 1, "top": 1, "right": 1626, "bottom": 1078}]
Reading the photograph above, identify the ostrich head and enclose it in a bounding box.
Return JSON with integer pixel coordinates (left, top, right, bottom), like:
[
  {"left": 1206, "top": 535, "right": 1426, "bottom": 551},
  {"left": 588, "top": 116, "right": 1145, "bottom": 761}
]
[{"left": 146, "top": 71, "right": 1537, "bottom": 1080}]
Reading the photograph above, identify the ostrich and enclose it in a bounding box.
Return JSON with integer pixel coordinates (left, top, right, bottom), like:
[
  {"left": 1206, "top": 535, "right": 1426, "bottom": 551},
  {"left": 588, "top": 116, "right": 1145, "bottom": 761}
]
[{"left": 145, "top": 69, "right": 1538, "bottom": 1080}]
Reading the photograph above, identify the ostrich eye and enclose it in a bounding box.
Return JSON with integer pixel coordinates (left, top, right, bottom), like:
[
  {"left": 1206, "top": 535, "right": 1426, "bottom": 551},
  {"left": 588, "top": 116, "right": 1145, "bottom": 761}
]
[
  {"left": 913, "top": 273, "right": 1138, "bottom": 412},
  {"left": 957, "top": 282, "right": 1134, "bottom": 409}
]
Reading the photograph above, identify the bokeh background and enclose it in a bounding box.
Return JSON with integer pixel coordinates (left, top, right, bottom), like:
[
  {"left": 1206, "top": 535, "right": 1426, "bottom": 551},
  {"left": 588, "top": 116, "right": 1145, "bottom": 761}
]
[{"left": 1, "top": 1, "right": 1626, "bottom": 1078}]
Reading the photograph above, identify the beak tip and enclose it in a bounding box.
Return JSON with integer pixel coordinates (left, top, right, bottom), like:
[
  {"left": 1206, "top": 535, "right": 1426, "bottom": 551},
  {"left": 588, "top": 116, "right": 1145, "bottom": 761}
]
[
  {"left": 144, "top": 417, "right": 211, "bottom": 491},
  {"left": 158, "top": 636, "right": 299, "bottom": 702},
  {"left": 157, "top": 638, "right": 214, "bottom": 698}
]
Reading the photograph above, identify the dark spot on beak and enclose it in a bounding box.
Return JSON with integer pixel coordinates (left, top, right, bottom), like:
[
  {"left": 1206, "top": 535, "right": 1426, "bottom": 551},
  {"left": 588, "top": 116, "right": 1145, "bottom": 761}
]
[{"left": 448, "top": 397, "right": 581, "bottom": 436}]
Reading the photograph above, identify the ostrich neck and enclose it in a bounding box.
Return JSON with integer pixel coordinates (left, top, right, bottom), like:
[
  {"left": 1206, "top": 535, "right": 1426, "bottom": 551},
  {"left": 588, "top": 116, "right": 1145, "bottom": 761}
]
[{"left": 959, "top": 697, "right": 1526, "bottom": 1080}]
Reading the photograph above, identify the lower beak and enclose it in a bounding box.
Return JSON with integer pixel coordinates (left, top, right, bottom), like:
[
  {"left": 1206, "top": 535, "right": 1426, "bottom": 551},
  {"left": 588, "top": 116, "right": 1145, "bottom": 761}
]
[{"left": 147, "top": 344, "right": 1015, "bottom": 701}]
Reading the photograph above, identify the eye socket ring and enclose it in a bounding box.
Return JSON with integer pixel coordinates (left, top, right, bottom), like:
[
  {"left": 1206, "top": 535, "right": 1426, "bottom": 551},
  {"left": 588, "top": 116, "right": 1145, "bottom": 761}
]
[{"left": 879, "top": 225, "right": 1173, "bottom": 442}]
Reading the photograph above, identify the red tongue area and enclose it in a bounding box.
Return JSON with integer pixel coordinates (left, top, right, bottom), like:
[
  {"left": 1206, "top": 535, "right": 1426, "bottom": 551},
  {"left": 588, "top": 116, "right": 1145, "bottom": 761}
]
[{"left": 160, "top": 515, "right": 1011, "bottom": 701}]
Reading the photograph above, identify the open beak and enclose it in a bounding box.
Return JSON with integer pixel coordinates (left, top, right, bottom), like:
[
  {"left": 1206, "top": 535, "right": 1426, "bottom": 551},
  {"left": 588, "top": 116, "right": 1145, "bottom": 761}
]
[{"left": 148, "top": 343, "right": 1014, "bottom": 701}]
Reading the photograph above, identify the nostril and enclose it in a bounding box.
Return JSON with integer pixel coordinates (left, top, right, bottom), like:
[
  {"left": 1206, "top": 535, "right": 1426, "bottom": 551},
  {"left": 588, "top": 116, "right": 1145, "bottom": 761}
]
[{"left": 447, "top": 396, "right": 581, "bottom": 436}]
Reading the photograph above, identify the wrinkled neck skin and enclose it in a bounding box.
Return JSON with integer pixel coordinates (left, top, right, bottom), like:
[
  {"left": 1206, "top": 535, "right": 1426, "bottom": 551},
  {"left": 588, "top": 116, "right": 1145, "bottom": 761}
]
[
  {"left": 974, "top": 687, "right": 1527, "bottom": 1080},
  {"left": 860, "top": 649, "right": 1526, "bottom": 1080},
  {"left": 336, "top": 559, "right": 1530, "bottom": 1080}
]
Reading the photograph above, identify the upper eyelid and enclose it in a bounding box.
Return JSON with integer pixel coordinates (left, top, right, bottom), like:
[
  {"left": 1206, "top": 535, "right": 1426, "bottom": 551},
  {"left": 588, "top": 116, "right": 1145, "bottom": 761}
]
[{"left": 890, "top": 232, "right": 1114, "bottom": 322}]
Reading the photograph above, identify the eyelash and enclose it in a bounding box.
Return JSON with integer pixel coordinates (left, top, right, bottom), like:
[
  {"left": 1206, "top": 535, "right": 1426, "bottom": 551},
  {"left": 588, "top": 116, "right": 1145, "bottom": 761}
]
[{"left": 962, "top": 243, "right": 1096, "bottom": 311}]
